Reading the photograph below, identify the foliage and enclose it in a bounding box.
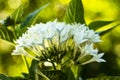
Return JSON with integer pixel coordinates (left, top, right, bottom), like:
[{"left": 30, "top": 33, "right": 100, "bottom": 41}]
[
  {"left": 87, "top": 76, "right": 120, "bottom": 80},
  {"left": 64, "top": 0, "right": 85, "bottom": 24},
  {"left": 0, "top": 0, "right": 120, "bottom": 80}
]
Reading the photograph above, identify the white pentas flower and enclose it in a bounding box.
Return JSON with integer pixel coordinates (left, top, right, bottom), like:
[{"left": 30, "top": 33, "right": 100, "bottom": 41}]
[
  {"left": 71, "top": 24, "right": 87, "bottom": 44},
  {"left": 12, "top": 19, "right": 105, "bottom": 65},
  {"left": 71, "top": 24, "right": 101, "bottom": 45},
  {"left": 76, "top": 43, "right": 105, "bottom": 64},
  {"left": 60, "top": 24, "right": 72, "bottom": 43},
  {"left": 83, "top": 44, "right": 98, "bottom": 56},
  {"left": 81, "top": 53, "right": 106, "bottom": 65},
  {"left": 84, "top": 30, "right": 101, "bottom": 42}
]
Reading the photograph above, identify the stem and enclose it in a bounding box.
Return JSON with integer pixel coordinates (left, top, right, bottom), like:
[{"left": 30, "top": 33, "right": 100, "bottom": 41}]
[
  {"left": 37, "top": 70, "right": 50, "bottom": 80},
  {"left": 51, "top": 60, "right": 56, "bottom": 70},
  {"left": 61, "top": 58, "right": 71, "bottom": 68},
  {"left": 71, "top": 64, "right": 82, "bottom": 80},
  {"left": 73, "top": 46, "right": 77, "bottom": 59}
]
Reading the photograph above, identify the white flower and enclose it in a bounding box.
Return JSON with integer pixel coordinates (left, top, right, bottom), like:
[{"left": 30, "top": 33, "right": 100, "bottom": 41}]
[
  {"left": 76, "top": 43, "right": 99, "bottom": 62},
  {"left": 84, "top": 44, "right": 98, "bottom": 56},
  {"left": 16, "top": 33, "right": 34, "bottom": 46},
  {"left": 55, "top": 22, "right": 65, "bottom": 32},
  {"left": 12, "top": 46, "right": 28, "bottom": 55},
  {"left": 60, "top": 24, "right": 72, "bottom": 43},
  {"left": 81, "top": 53, "right": 106, "bottom": 65},
  {"left": 45, "top": 25, "right": 56, "bottom": 38},
  {"left": 84, "top": 30, "right": 101, "bottom": 42},
  {"left": 73, "top": 29, "right": 87, "bottom": 45},
  {"left": 71, "top": 24, "right": 101, "bottom": 45},
  {"left": 71, "top": 24, "right": 87, "bottom": 45},
  {"left": 12, "top": 19, "right": 105, "bottom": 65},
  {"left": 92, "top": 53, "right": 106, "bottom": 62}
]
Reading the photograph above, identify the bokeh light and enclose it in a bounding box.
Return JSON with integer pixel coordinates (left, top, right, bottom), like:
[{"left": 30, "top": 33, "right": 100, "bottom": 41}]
[{"left": 8, "top": 0, "right": 21, "bottom": 9}]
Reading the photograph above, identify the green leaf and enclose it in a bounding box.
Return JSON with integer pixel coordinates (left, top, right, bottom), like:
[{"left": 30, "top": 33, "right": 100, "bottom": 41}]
[
  {"left": 28, "top": 60, "right": 39, "bottom": 80},
  {"left": 0, "top": 27, "right": 17, "bottom": 42},
  {"left": 22, "top": 73, "right": 29, "bottom": 79},
  {"left": 96, "top": 23, "right": 120, "bottom": 35},
  {"left": 4, "top": 5, "right": 23, "bottom": 27},
  {"left": 10, "top": 5, "right": 23, "bottom": 25},
  {"left": 62, "top": 66, "right": 75, "bottom": 80},
  {"left": 37, "top": 69, "right": 50, "bottom": 80},
  {"left": 20, "top": 3, "right": 49, "bottom": 28},
  {"left": 0, "top": 74, "right": 25, "bottom": 80},
  {"left": 0, "top": 74, "right": 10, "bottom": 80},
  {"left": 28, "top": 60, "right": 50, "bottom": 80},
  {"left": 88, "top": 20, "right": 113, "bottom": 30},
  {"left": 64, "top": 0, "right": 85, "bottom": 24},
  {"left": 95, "top": 19, "right": 120, "bottom": 35},
  {"left": 28, "top": 60, "right": 67, "bottom": 80},
  {"left": 41, "top": 70, "right": 67, "bottom": 80},
  {"left": 9, "top": 76, "right": 25, "bottom": 80},
  {"left": 0, "top": 5, "right": 23, "bottom": 43},
  {"left": 87, "top": 76, "right": 120, "bottom": 80}
]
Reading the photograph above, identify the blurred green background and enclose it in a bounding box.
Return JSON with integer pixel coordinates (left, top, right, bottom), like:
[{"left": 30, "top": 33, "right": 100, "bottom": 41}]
[{"left": 0, "top": 0, "right": 120, "bottom": 78}]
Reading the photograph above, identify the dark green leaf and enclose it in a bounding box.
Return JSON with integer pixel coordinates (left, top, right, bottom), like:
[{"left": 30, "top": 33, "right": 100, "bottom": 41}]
[
  {"left": 87, "top": 76, "right": 120, "bottom": 80},
  {"left": 29, "top": 60, "right": 67, "bottom": 80},
  {"left": 20, "top": 3, "right": 49, "bottom": 28},
  {"left": 62, "top": 66, "right": 75, "bottom": 80},
  {"left": 28, "top": 60, "right": 50, "bottom": 80},
  {"left": 61, "top": 58, "right": 76, "bottom": 79},
  {"left": 28, "top": 60, "right": 39, "bottom": 80},
  {"left": 0, "top": 5, "right": 23, "bottom": 43},
  {"left": 41, "top": 70, "right": 67, "bottom": 80},
  {"left": 64, "top": 0, "right": 85, "bottom": 24},
  {"left": 37, "top": 70, "right": 50, "bottom": 80},
  {"left": 88, "top": 20, "right": 114, "bottom": 30},
  {"left": 3, "top": 17, "right": 14, "bottom": 27},
  {"left": 4, "top": 5, "right": 23, "bottom": 27},
  {"left": 0, "top": 74, "right": 10, "bottom": 80},
  {"left": 10, "top": 5, "right": 23, "bottom": 25},
  {"left": 22, "top": 73, "right": 29, "bottom": 79},
  {"left": 0, "top": 74, "right": 26, "bottom": 80},
  {"left": 0, "top": 27, "right": 17, "bottom": 42},
  {"left": 9, "top": 76, "right": 25, "bottom": 80}
]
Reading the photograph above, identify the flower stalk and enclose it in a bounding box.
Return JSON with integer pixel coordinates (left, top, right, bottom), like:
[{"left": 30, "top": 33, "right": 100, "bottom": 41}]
[{"left": 71, "top": 63, "right": 82, "bottom": 80}]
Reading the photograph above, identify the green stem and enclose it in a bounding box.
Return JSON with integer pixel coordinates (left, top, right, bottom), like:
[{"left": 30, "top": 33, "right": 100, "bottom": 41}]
[
  {"left": 51, "top": 60, "right": 56, "bottom": 70},
  {"left": 37, "top": 70, "right": 50, "bottom": 80},
  {"left": 71, "top": 64, "right": 82, "bottom": 80}
]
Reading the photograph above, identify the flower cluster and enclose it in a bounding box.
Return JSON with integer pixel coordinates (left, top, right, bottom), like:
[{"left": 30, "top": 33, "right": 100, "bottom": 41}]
[{"left": 12, "top": 19, "right": 105, "bottom": 65}]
